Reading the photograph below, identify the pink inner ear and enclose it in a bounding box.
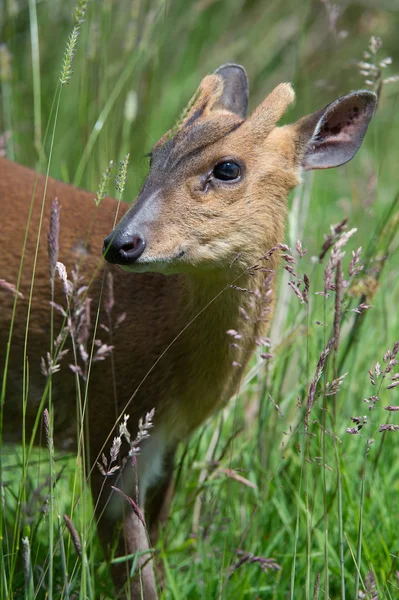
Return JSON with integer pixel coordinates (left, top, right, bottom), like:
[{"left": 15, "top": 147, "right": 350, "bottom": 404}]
[
  {"left": 303, "top": 91, "right": 376, "bottom": 170},
  {"left": 316, "top": 100, "right": 364, "bottom": 145}
]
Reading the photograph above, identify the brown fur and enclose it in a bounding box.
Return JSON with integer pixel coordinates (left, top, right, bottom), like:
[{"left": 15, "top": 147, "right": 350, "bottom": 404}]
[{"left": 0, "top": 65, "right": 375, "bottom": 599}]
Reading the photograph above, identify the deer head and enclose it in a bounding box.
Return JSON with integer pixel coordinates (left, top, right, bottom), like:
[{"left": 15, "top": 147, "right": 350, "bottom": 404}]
[{"left": 103, "top": 64, "right": 376, "bottom": 274}]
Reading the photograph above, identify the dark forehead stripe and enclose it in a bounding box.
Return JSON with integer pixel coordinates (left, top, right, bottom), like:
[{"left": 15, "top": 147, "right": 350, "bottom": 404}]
[
  {"left": 150, "top": 95, "right": 209, "bottom": 161},
  {"left": 181, "top": 103, "right": 207, "bottom": 130},
  {"left": 153, "top": 115, "right": 243, "bottom": 171}
]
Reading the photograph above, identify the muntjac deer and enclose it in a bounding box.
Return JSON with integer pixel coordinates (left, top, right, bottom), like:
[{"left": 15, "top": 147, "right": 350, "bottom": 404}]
[{"left": 0, "top": 64, "right": 376, "bottom": 599}]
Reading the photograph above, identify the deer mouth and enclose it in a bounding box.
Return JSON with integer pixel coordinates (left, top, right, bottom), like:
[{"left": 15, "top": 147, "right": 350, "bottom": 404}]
[{"left": 120, "top": 248, "right": 186, "bottom": 274}]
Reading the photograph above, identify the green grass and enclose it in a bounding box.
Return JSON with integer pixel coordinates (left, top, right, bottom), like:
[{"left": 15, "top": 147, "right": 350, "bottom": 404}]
[{"left": 1, "top": 0, "right": 399, "bottom": 598}]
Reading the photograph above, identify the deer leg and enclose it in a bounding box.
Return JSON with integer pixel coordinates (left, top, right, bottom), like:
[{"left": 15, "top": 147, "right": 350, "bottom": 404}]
[
  {"left": 120, "top": 508, "right": 158, "bottom": 600},
  {"left": 90, "top": 464, "right": 158, "bottom": 600},
  {"left": 145, "top": 448, "right": 176, "bottom": 590},
  {"left": 146, "top": 448, "right": 175, "bottom": 546}
]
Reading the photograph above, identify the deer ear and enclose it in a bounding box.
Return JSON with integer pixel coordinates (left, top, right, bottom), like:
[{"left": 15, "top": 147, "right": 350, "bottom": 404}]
[
  {"left": 296, "top": 91, "right": 377, "bottom": 170},
  {"left": 213, "top": 64, "right": 249, "bottom": 118}
]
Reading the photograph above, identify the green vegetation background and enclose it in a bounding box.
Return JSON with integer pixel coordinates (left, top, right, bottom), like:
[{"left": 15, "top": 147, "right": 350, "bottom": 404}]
[{"left": 1, "top": 0, "right": 399, "bottom": 598}]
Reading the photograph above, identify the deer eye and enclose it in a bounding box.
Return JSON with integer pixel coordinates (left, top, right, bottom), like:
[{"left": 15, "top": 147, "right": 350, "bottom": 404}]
[{"left": 212, "top": 161, "right": 241, "bottom": 181}]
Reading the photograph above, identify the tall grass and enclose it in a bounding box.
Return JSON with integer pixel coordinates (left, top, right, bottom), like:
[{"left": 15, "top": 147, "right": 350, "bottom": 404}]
[{"left": 1, "top": 0, "right": 399, "bottom": 598}]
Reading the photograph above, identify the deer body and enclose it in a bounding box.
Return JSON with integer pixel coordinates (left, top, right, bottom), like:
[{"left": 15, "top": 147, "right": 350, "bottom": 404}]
[
  {"left": 0, "top": 158, "right": 273, "bottom": 444},
  {"left": 0, "top": 65, "right": 375, "bottom": 599}
]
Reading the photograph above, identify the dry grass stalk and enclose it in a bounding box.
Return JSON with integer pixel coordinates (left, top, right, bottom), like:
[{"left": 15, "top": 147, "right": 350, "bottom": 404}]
[
  {"left": 324, "top": 228, "right": 357, "bottom": 295},
  {"left": 48, "top": 198, "right": 60, "bottom": 280},
  {"left": 97, "top": 409, "right": 155, "bottom": 483},
  {"left": 21, "top": 536, "right": 33, "bottom": 593},
  {"left": 358, "top": 569, "right": 378, "bottom": 599},
  {"left": 269, "top": 394, "right": 283, "bottom": 418},
  {"left": 64, "top": 514, "right": 82, "bottom": 560},
  {"left": 319, "top": 218, "right": 348, "bottom": 261},
  {"left": 217, "top": 468, "right": 257, "bottom": 490},
  {"left": 355, "top": 35, "right": 399, "bottom": 98},
  {"left": 313, "top": 572, "right": 321, "bottom": 600},
  {"left": 95, "top": 160, "right": 116, "bottom": 207},
  {"left": 305, "top": 338, "right": 335, "bottom": 428},
  {"left": 43, "top": 408, "right": 54, "bottom": 453},
  {"left": 333, "top": 260, "right": 342, "bottom": 351},
  {"left": 0, "top": 278, "right": 23, "bottom": 299},
  {"left": 115, "top": 153, "right": 130, "bottom": 195},
  {"left": 324, "top": 373, "right": 347, "bottom": 397},
  {"left": 111, "top": 486, "right": 146, "bottom": 528},
  {"left": 228, "top": 550, "right": 281, "bottom": 576}
]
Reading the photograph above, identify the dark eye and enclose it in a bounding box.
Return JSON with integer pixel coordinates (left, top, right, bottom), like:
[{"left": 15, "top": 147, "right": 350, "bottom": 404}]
[{"left": 212, "top": 161, "right": 241, "bottom": 181}]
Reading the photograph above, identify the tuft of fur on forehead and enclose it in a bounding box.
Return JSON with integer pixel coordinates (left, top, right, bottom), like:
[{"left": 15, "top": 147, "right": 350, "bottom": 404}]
[
  {"left": 155, "top": 74, "right": 225, "bottom": 148},
  {"left": 152, "top": 73, "right": 244, "bottom": 168},
  {"left": 179, "top": 74, "right": 226, "bottom": 126}
]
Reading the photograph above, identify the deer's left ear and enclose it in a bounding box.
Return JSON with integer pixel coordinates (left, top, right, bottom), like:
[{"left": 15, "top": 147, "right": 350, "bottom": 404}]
[
  {"left": 213, "top": 64, "right": 249, "bottom": 118},
  {"left": 294, "top": 91, "right": 377, "bottom": 170}
]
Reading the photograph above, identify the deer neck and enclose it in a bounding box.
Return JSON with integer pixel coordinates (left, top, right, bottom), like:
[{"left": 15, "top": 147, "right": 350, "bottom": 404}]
[{"left": 167, "top": 259, "right": 277, "bottom": 437}]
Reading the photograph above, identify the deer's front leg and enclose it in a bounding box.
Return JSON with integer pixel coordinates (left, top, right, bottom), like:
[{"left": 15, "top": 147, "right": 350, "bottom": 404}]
[
  {"left": 90, "top": 463, "right": 158, "bottom": 600},
  {"left": 121, "top": 508, "right": 158, "bottom": 600}
]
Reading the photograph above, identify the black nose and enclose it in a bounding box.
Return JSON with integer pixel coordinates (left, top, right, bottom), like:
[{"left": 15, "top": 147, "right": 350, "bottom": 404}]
[{"left": 103, "top": 232, "right": 146, "bottom": 265}]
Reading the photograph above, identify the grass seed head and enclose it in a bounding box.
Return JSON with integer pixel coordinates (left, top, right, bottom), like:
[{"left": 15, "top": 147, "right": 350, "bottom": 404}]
[{"left": 60, "top": 26, "right": 80, "bottom": 85}]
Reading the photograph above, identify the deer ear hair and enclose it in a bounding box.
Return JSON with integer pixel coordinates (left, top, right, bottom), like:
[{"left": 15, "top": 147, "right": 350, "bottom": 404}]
[
  {"left": 295, "top": 91, "right": 377, "bottom": 170},
  {"left": 212, "top": 64, "right": 249, "bottom": 118}
]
